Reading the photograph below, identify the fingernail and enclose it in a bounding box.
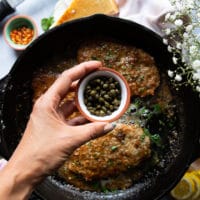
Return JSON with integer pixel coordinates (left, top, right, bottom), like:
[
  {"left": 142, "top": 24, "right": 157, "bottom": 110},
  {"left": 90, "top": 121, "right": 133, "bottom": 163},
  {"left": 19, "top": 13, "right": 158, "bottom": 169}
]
[{"left": 103, "top": 123, "right": 116, "bottom": 133}]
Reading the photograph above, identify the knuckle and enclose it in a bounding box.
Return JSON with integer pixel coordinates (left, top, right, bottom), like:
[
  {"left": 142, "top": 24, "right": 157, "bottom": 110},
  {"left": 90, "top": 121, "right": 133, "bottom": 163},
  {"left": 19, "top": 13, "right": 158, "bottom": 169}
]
[
  {"left": 33, "top": 95, "right": 50, "bottom": 111},
  {"left": 88, "top": 126, "right": 99, "bottom": 140}
]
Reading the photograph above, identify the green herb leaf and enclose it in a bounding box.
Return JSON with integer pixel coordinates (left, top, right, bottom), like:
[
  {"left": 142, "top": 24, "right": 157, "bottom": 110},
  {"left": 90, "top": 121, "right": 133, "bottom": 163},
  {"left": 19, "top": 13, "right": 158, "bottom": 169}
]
[
  {"left": 111, "top": 146, "right": 118, "bottom": 151},
  {"left": 140, "top": 134, "right": 146, "bottom": 141},
  {"left": 151, "top": 134, "right": 162, "bottom": 147},
  {"left": 152, "top": 104, "right": 162, "bottom": 114},
  {"left": 41, "top": 16, "right": 54, "bottom": 32},
  {"left": 143, "top": 128, "right": 162, "bottom": 147}
]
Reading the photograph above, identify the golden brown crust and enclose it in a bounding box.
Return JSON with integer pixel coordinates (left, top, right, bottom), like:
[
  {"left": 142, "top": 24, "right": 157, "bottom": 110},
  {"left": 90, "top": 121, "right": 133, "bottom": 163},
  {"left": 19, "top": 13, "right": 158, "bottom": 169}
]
[
  {"left": 56, "top": 0, "right": 119, "bottom": 25},
  {"left": 77, "top": 39, "right": 160, "bottom": 97},
  {"left": 63, "top": 124, "right": 151, "bottom": 181},
  {"left": 32, "top": 73, "right": 80, "bottom": 119}
]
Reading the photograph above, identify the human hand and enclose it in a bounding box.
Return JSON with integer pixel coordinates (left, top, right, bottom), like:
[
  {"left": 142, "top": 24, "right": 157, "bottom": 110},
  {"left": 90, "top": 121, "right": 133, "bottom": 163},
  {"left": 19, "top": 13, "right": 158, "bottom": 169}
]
[{"left": 0, "top": 61, "right": 114, "bottom": 199}]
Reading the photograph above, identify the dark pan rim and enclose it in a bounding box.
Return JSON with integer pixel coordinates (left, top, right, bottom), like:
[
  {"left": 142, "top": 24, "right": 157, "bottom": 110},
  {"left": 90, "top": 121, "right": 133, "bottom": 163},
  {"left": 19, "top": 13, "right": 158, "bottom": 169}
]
[{"left": 1, "top": 14, "right": 199, "bottom": 200}]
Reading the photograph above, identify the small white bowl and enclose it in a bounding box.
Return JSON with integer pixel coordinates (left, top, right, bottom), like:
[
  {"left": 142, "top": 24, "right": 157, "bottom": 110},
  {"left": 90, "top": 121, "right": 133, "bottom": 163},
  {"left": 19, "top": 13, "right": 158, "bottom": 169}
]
[
  {"left": 3, "top": 15, "right": 38, "bottom": 51},
  {"left": 76, "top": 67, "right": 130, "bottom": 122}
]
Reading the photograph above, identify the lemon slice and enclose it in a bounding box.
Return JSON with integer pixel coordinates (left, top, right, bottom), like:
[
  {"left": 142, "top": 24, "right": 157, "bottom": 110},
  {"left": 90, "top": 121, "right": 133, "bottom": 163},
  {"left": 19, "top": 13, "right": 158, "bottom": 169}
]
[
  {"left": 188, "top": 171, "right": 200, "bottom": 199},
  {"left": 171, "top": 172, "right": 196, "bottom": 200}
]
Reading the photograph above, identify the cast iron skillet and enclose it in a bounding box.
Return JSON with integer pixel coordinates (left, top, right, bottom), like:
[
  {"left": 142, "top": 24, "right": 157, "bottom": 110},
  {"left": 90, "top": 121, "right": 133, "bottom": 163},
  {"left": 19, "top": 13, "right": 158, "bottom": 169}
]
[{"left": 0, "top": 14, "right": 200, "bottom": 200}]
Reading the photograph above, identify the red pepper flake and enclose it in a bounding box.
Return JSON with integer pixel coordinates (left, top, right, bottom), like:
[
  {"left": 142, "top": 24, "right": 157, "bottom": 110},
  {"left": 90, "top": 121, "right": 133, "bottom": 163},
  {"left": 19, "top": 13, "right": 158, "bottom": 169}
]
[{"left": 10, "top": 26, "right": 34, "bottom": 45}]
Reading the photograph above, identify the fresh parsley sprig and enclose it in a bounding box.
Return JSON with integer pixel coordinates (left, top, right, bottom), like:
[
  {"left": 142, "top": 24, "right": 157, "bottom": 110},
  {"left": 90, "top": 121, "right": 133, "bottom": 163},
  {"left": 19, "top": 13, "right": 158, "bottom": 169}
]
[{"left": 41, "top": 16, "right": 54, "bottom": 32}]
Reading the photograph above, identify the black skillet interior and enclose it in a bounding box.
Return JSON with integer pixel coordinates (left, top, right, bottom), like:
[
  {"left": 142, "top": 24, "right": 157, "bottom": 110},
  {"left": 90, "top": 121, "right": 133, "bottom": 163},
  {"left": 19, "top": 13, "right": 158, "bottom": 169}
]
[{"left": 0, "top": 14, "right": 200, "bottom": 200}]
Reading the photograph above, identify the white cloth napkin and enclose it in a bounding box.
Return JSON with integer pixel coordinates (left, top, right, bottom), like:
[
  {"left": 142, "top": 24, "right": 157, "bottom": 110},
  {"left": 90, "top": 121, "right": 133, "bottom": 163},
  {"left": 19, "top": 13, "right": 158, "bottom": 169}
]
[{"left": 116, "top": 0, "right": 172, "bottom": 35}]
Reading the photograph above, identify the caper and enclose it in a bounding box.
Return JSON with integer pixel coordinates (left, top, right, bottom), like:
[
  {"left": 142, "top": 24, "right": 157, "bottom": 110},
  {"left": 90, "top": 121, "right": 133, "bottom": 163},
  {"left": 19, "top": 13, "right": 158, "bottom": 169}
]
[
  {"left": 84, "top": 75, "right": 122, "bottom": 117},
  {"left": 107, "top": 110, "right": 112, "bottom": 115},
  {"left": 113, "top": 99, "right": 120, "bottom": 106},
  {"left": 109, "top": 105, "right": 114, "bottom": 110},
  {"left": 101, "top": 91, "right": 106, "bottom": 96},
  {"left": 91, "top": 110, "right": 96, "bottom": 115},
  {"left": 110, "top": 89, "right": 116, "bottom": 96},
  {"left": 115, "top": 89, "right": 120, "bottom": 94},
  {"left": 95, "top": 111, "right": 100, "bottom": 116},
  {"left": 108, "top": 77, "right": 114, "bottom": 83},
  {"left": 96, "top": 105, "right": 101, "bottom": 109},
  {"left": 115, "top": 81, "right": 120, "bottom": 87},
  {"left": 99, "top": 97, "right": 104, "bottom": 103},
  {"left": 95, "top": 79, "right": 101, "bottom": 84},
  {"left": 90, "top": 90, "right": 96, "bottom": 96},
  {"left": 86, "top": 85, "right": 91, "bottom": 90},
  {"left": 104, "top": 101, "right": 110, "bottom": 108},
  {"left": 103, "top": 84, "right": 108, "bottom": 89},
  {"left": 110, "top": 83, "right": 115, "bottom": 89},
  {"left": 102, "top": 106, "right": 107, "bottom": 112},
  {"left": 95, "top": 94, "right": 99, "bottom": 99},
  {"left": 96, "top": 86, "right": 100, "bottom": 91},
  {"left": 104, "top": 94, "right": 110, "bottom": 100},
  {"left": 87, "top": 102, "right": 92, "bottom": 107},
  {"left": 87, "top": 106, "right": 93, "bottom": 110},
  {"left": 99, "top": 110, "right": 105, "bottom": 116}
]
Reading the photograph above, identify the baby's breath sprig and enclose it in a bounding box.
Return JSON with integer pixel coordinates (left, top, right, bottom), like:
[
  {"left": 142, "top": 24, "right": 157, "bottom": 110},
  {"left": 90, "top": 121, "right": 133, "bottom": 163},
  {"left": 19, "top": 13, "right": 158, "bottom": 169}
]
[{"left": 162, "top": 0, "right": 200, "bottom": 94}]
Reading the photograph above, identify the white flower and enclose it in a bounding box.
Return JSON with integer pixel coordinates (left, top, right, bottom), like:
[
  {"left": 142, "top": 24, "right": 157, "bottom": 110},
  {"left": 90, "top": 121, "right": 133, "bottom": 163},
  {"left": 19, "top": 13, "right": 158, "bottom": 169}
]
[
  {"left": 189, "top": 46, "right": 197, "bottom": 54},
  {"left": 183, "top": 32, "right": 189, "bottom": 38},
  {"left": 169, "top": 14, "right": 176, "bottom": 21},
  {"left": 196, "top": 86, "right": 200, "bottom": 92},
  {"left": 172, "top": 57, "right": 178, "bottom": 64},
  {"left": 176, "top": 43, "right": 182, "bottom": 49},
  {"left": 167, "top": 46, "right": 172, "bottom": 52},
  {"left": 186, "top": 25, "right": 193, "bottom": 32},
  {"left": 182, "top": 56, "right": 186, "bottom": 63},
  {"left": 168, "top": 70, "right": 174, "bottom": 77},
  {"left": 174, "top": 19, "right": 183, "bottom": 26},
  {"left": 175, "top": 2, "right": 183, "bottom": 10},
  {"left": 175, "top": 74, "right": 182, "bottom": 82},
  {"left": 165, "top": 13, "right": 171, "bottom": 21},
  {"left": 192, "top": 60, "right": 200, "bottom": 70},
  {"left": 163, "top": 38, "right": 168, "bottom": 45},
  {"left": 193, "top": 72, "right": 200, "bottom": 81},
  {"left": 185, "top": 0, "right": 194, "bottom": 9},
  {"left": 165, "top": 28, "right": 171, "bottom": 35},
  {"left": 163, "top": 0, "right": 200, "bottom": 94}
]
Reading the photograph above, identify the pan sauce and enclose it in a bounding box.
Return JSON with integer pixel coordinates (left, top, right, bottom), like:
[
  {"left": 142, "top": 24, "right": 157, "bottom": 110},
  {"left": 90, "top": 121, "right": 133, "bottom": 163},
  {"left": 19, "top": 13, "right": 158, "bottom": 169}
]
[{"left": 32, "top": 38, "right": 180, "bottom": 192}]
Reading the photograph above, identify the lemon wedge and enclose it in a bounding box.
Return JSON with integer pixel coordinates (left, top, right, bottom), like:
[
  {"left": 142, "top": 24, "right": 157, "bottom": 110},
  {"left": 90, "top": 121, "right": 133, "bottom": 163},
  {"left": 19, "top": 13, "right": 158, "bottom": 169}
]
[
  {"left": 188, "top": 171, "right": 200, "bottom": 199},
  {"left": 171, "top": 172, "right": 196, "bottom": 200},
  {"left": 195, "top": 170, "right": 200, "bottom": 178}
]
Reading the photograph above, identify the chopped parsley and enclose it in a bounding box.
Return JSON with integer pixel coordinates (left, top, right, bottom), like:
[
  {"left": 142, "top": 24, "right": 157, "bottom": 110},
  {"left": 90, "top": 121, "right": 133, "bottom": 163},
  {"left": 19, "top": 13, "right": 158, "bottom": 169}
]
[
  {"left": 111, "top": 145, "right": 118, "bottom": 151},
  {"left": 143, "top": 128, "right": 162, "bottom": 148}
]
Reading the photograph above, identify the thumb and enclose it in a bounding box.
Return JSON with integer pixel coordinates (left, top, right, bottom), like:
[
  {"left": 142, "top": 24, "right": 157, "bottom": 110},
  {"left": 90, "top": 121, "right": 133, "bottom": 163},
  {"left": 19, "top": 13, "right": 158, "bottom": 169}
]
[
  {"left": 64, "top": 122, "right": 115, "bottom": 155},
  {"left": 83, "top": 122, "right": 115, "bottom": 140},
  {"left": 75, "top": 122, "right": 115, "bottom": 144}
]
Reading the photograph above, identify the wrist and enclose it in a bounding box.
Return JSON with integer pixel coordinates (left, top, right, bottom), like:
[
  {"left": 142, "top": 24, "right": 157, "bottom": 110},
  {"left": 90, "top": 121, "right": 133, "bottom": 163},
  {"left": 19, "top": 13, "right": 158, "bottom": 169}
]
[
  {"left": 0, "top": 164, "right": 33, "bottom": 200},
  {"left": 0, "top": 159, "right": 43, "bottom": 200}
]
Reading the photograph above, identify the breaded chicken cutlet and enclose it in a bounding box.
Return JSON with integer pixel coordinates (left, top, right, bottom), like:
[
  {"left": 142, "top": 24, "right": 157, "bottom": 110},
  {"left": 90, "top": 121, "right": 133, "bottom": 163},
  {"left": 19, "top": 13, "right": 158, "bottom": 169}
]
[
  {"left": 59, "top": 124, "right": 151, "bottom": 182},
  {"left": 77, "top": 39, "right": 160, "bottom": 97}
]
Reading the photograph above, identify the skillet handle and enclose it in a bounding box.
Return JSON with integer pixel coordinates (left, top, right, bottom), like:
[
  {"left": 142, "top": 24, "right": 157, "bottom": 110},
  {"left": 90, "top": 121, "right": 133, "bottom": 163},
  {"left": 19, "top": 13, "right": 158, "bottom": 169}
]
[{"left": 0, "top": 75, "right": 10, "bottom": 158}]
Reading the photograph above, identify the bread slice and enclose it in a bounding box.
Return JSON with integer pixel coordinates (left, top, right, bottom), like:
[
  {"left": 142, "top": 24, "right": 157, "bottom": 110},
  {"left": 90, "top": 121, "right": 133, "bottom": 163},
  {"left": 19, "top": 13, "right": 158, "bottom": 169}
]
[{"left": 53, "top": 0, "right": 119, "bottom": 26}]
